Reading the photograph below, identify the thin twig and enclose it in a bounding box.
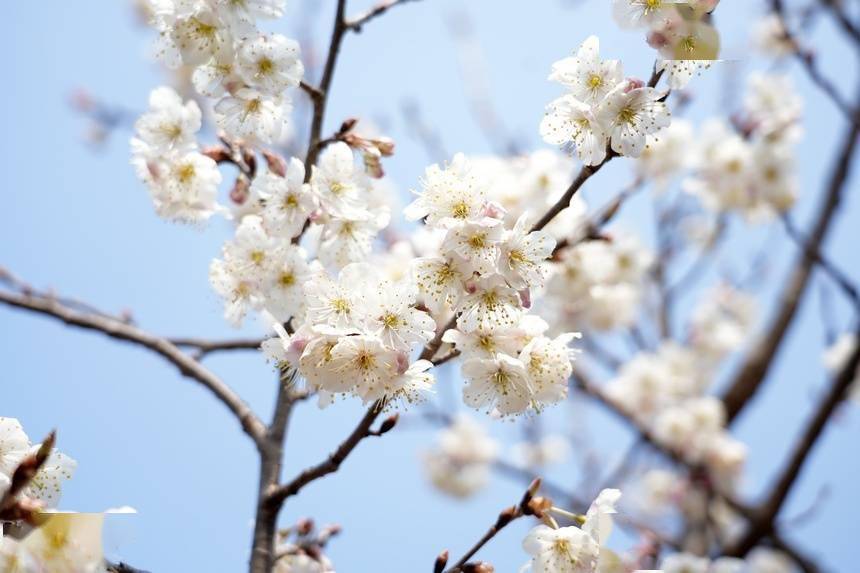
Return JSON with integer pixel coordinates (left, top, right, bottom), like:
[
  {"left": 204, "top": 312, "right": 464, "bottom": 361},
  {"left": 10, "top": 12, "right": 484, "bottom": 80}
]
[{"left": 345, "top": 0, "right": 423, "bottom": 32}]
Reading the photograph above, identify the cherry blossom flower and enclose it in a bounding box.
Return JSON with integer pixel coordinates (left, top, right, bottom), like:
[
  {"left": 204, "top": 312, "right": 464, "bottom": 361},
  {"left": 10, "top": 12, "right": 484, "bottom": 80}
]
[
  {"left": 540, "top": 95, "right": 609, "bottom": 166},
  {"left": 597, "top": 81, "right": 671, "bottom": 157},
  {"left": 423, "top": 415, "right": 498, "bottom": 497},
  {"left": 132, "top": 86, "right": 201, "bottom": 154},
  {"left": 237, "top": 33, "right": 304, "bottom": 95},
  {"left": 548, "top": 36, "right": 624, "bottom": 105},
  {"left": 215, "top": 88, "right": 290, "bottom": 144},
  {"left": 256, "top": 157, "right": 316, "bottom": 238},
  {"left": 404, "top": 153, "right": 488, "bottom": 227},
  {"left": 462, "top": 353, "right": 532, "bottom": 415},
  {"left": 522, "top": 524, "right": 600, "bottom": 573}
]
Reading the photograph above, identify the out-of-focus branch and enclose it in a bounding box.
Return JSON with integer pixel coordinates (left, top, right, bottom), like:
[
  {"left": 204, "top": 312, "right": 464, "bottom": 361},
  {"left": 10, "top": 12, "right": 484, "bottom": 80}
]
[
  {"left": 0, "top": 287, "right": 267, "bottom": 448},
  {"left": 721, "top": 86, "right": 860, "bottom": 423},
  {"left": 770, "top": 0, "right": 857, "bottom": 121},
  {"left": 781, "top": 214, "right": 860, "bottom": 308},
  {"left": 572, "top": 367, "right": 821, "bottom": 571},
  {"left": 727, "top": 323, "right": 860, "bottom": 556},
  {"left": 818, "top": 0, "right": 860, "bottom": 45}
]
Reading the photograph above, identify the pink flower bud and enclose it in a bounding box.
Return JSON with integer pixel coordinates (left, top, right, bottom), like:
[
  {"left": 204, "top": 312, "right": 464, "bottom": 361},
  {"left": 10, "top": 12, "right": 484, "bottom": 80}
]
[
  {"left": 395, "top": 351, "right": 410, "bottom": 375},
  {"left": 519, "top": 289, "right": 532, "bottom": 309},
  {"left": 625, "top": 78, "right": 646, "bottom": 92}
]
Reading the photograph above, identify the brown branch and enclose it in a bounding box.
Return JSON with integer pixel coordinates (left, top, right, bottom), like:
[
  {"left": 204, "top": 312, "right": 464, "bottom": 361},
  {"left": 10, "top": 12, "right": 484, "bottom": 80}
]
[
  {"left": 573, "top": 367, "right": 824, "bottom": 571},
  {"left": 170, "top": 336, "right": 264, "bottom": 358},
  {"left": 818, "top": 0, "right": 860, "bottom": 45},
  {"left": 781, "top": 214, "right": 860, "bottom": 308},
  {"left": 345, "top": 0, "right": 423, "bottom": 32},
  {"left": 530, "top": 158, "right": 612, "bottom": 233},
  {"left": 721, "top": 85, "right": 860, "bottom": 423},
  {"left": 0, "top": 288, "right": 267, "bottom": 448},
  {"left": 264, "top": 405, "right": 394, "bottom": 507},
  {"left": 443, "top": 480, "right": 540, "bottom": 573},
  {"left": 302, "top": 0, "right": 348, "bottom": 177},
  {"left": 726, "top": 323, "right": 860, "bottom": 556},
  {"left": 770, "top": 0, "right": 856, "bottom": 121}
]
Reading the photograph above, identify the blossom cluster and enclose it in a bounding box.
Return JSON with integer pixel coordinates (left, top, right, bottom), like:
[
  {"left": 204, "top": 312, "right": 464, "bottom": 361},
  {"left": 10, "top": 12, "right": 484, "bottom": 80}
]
[
  {"left": 208, "top": 140, "right": 392, "bottom": 327},
  {"left": 637, "top": 73, "right": 803, "bottom": 220},
  {"left": 422, "top": 415, "right": 499, "bottom": 498},
  {"left": 612, "top": 0, "right": 721, "bottom": 89},
  {"left": 660, "top": 548, "right": 795, "bottom": 573},
  {"left": 541, "top": 36, "right": 672, "bottom": 165},
  {"left": 543, "top": 235, "right": 653, "bottom": 331},
  {"left": 260, "top": 260, "right": 436, "bottom": 408},
  {"left": 471, "top": 150, "right": 587, "bottom": 243},
  {"left": 148, "top": 0, "right": 301, "bottom": 144},
  {"left": 404, "top": 153, "right": 579, "bottom": 416},
  {"left": 605, "top": 285, "right": 756, "bottom": 483}
]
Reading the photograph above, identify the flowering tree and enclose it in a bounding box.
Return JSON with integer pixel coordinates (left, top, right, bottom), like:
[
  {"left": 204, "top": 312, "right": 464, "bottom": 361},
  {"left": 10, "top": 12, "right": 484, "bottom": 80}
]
[{"left": 2, "top": 0, "right": 860, "bottom": 571}]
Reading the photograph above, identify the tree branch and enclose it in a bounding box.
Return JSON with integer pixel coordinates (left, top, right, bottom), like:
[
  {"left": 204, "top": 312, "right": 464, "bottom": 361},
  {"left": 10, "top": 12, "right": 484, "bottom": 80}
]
[
  {"left": 345, "top": 0, "right": 423, "bottom": 32},
  {"left": 726, "top": 323, "right": 860, "bottom": 556},
  {"left": 721, "top": 85, "right": 860, "bottom": 423},
  {"left": 0, "top": 288, "right": 267, "bottom": 448}
]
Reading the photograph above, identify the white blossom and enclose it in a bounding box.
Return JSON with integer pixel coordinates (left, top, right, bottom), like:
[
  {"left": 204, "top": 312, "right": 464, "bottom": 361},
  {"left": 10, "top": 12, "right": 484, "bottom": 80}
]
[
  {"left": 462, "top": 353, "right": 533, "bottom": 416},
  {"left": 256, "top": 158, "right": 315, "bottom": 238},
  {"left": 423, "top": 415, "right": 498, "bottom": 497},
  {"left": 404, "top": 153, "right": 488, "bottom": 228},
  {"left": 215, "top": 88, "right": 290, "bottom": 144},
  {"left": 237, "top": 33, "right": 303, "bottom": 95},
  {"left": 132, "top": 86, "right": 201, "bottom": 154},
  {"left": 548, "top": 36, "right": 623, "bottom": 105},
  {"left": 522, "top": 524, "right": 600, "bottom": 573},
  {"left": 541, "top": 95, "right": 609, "bottom": 166},
  {"left": 598, "top": 82, "right": 671, "bottom": 157}
]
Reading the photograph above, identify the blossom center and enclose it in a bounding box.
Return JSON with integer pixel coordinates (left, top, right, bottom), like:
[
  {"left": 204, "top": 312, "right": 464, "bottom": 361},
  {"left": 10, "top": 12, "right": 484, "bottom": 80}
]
[
  {"left": 587, "top": 74, "right": 603, "bottom": 89},
  {"left": 177, "top": 163, "right": 196, "bottom": 184},
  {"left": 278, "top": 272, "right": 295, "bottom": 287},
  {"left": 257, "top": 57, "right": 275, "bottom": 76},
  {"left": 356, "top": 351, "right": 376, "bottom": 370},
  {"left": 331, "top": 298, "right": 350, "bottom": 313},
  {"left": 618, "top": 106, "right": 638, "bottom": 125},
  {"left": 381, "top": 312, "right": 401, "bottom": 328},
  {"left": 468, "top": 233, "right": 487, "bottom": 249},
  {"left": 250, "top": 250, "right": 265, "bottom": 265},
  {"left": 452, "top": 200, "right": 470, "bottom": 219},
  {"left": 283, "top": 194, "right": 299, "bottom": 209}
]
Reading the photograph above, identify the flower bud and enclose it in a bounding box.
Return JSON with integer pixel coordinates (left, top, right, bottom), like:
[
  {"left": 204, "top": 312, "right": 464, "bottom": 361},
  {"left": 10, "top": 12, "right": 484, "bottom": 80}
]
[
  {"left": 434, "top": 549, "right": 449, "bottom": 573},
  {"left": 262, "top": 149, "right": 287, "bottom": 177}
]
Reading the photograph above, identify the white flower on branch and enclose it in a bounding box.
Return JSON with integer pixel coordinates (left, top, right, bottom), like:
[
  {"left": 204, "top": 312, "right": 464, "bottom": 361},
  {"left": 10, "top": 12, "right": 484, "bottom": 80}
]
[
  {"left": 597, "top": 81, "right": 671, "bottom": 158},
  {"left": 237, "top": 33, "right": 304, "bottom": 96},
  {"left": 132, "top": 86, "right": 201, "bottom": 154},
  {"left": 255, "top": 157, "right": 316, "bottom": 239},
  {"left": 404, "top": 153, "right": 488, "bottom": 228},
  {"left": 215, "top": 88, "right": 290, "bottom": 144},
  {"left": 548, "top": 36, "right": 624, "bottom": 106}
]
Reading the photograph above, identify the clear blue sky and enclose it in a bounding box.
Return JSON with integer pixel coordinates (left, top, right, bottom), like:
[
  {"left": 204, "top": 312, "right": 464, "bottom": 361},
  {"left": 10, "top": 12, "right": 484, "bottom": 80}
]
[{"left": 2, "top": 1, "right": 859, "bottom": 571}]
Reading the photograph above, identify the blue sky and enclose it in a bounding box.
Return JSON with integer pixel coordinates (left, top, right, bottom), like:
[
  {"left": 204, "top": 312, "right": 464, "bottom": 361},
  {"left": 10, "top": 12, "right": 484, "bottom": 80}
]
[{"left": 2, "top": 1, "right": 859, "bottom": 571}]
